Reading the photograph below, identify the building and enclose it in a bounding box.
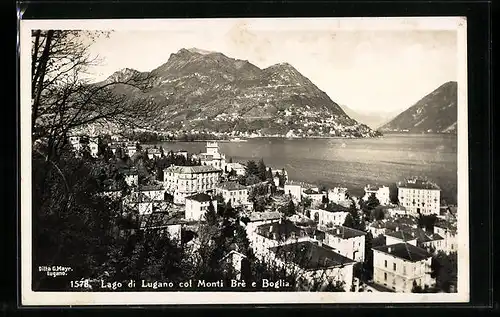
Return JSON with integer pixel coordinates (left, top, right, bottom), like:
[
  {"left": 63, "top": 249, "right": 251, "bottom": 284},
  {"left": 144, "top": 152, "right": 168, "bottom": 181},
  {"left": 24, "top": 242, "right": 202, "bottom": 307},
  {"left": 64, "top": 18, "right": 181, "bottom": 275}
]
[
  {"left": 67, "top": 134, "right": 98, "bottom": 158},
  {"left": 397, "top": 178, "right": 441, "bottom": 215},
  {"left": 284, "top": 183, "right": 302, "bottom": 202},
  {"left": 198, "top": 142, "right": 226, "bottom": 170},
  {"left": 302, "top": 188, "right": 325, "bottom": 207},
  {"left": 225, "top": 162, "right": 246, "bottom": 176},
  {"left": 328, "top": 187, "right": 349, "bottom": 204},
  {"left": 164, "top": 165, "right": 222, "bottom": 204},
  {"left": 147, "top": 147, "right": 162, "bottom": 159},
  {"left": 215, "top": 181, "right": 249, "bottom": 207},
  {"left": 134, "top": 184, "right": 165, "bottom": 201},
  {"left": 139, "top": 212, "right": 183, "bottom": 244},
  {"left": 220, "top": 245, "right": 247, "bottom": 280},
  {"left": 363, "top": 185, "right": 391, "bottom": 205},
  {"left": 123, "top": 192, "right": 154, "bottom": 215},
  {"left": 309, "top": 208, "right": 350, "bottom": 227},
  {"left": 242, "top": 211, "right": 282, "bottom": 235},
  {"left": 372, "top": 243, "right": 435, "bottom": 292},
  {"left": 433, "top": 221, "right": 457, "bottom": 254},
  {"left": 122, "top": 168, "right": 139, "bottom": 187},
  {"left": 269, "top": 241, "right": 356, "bottom": 292},
  {"left": 413, "top": 229, "right": 445, "bottom": 254},
  {"left": 126, "top": 143, "right": 137, "bottom": 157},
  {"left": 185, "top": 193, "right": 217, "bottom": 221},
  {"left": 175, "top": 150, "right": 188, "bottom": 159},
  {"left": 318, "top": 226, "right": 367, "bottom": 262},
  {"left": 384, "top": 228, "right": 418, "bottom": 246}
]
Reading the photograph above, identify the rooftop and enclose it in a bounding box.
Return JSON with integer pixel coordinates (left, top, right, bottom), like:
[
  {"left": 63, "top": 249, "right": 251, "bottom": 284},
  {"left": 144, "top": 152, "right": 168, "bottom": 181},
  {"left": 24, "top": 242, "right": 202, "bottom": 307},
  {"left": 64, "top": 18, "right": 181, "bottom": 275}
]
[
  {"left": 269, "top": 241, "right": 356, "bottom": 270},
  {"left": 397, "top": 178, "right": 441, "bottom": 190},
  {"left": 216, "top": 181, "right": 247, "bottom": 191},
  {"left": 372, "top": 243, "right": 433, "bottom": 262},
  {"left": 136, "top": 184, "right": 165, "bottom": 192},
  {"left": 384, "top": 229, "right": 416, "bottom": 241},
  {"left": 303, "top": 188, "right": 321, "bottom": 195},
  {"left": 185, "top": 193, "right": 213, "bottom": 202},
  {"left": 165, "top": 165, "right": 222, "bottom": 174},
  {"left": 323, "top": 226, "right": 367, "bottom": 239},
  {"left": 247, "top": 211, "right": 282, "bottom": 222},
  {"left": 256, "top": 220, "right": 315, "bottom": 240}
]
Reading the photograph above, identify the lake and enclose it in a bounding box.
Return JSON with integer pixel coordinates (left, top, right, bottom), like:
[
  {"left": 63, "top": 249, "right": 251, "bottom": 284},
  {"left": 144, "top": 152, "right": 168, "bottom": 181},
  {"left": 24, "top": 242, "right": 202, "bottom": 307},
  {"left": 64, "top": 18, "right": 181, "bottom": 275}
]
[{"left": 150, "top": 134, "right": 458, "bottom": 204}]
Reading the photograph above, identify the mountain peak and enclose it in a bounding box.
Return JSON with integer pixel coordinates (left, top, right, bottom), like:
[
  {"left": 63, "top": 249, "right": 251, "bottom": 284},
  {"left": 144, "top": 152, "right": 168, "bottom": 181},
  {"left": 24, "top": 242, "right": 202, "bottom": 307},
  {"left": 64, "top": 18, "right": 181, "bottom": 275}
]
[
  {"left": 105, "top": 67, "right": 140, "bottom": 82},
  {"left": 186, "top": 47, "right": 216, "bottom": 55}
]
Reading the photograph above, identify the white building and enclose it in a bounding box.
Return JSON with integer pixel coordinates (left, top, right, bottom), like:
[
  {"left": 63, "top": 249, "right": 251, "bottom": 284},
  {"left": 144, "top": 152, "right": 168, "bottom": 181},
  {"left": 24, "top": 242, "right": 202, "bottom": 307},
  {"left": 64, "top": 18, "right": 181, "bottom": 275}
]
[
  {"left": 185, "top": 193, "right": 217, "bottom": 221},
  {"left": 372, "top": 243, "right": 435, "bottom": 292},
  {"left": 215, "top": 181, "right": 249, "bottom": 207},
  {"left": 126, "top": 143, "right": 137, "bottom": 157},
  {"left": 302, "top": 188, "right": 325, "bottom": 207},
  {"left": 220, "top": 247, "right": 247, "bottom": 280},
  {"left": 328, "top": 187, "right": 349, "bottom": 204},
  {"left": 268, "top": 240, "right": 356, "bottom": 292},
  {"left": 122, "top": 168, "right": 139, "bottom": 187},
  {"left": 397, "top": 178, "right": 441, "bottom": 215},
  {"left": 309, "top": 209, "right": 350, "bottom": 227},
  {"left": 147, "top": 147, "right": 162, "bottom": 159},
  {"left": 199, "top": 142, "right": 226, "bottom": 170},
  {"left": 67, "top": 134, "right": 98, "bottom": 158},
  {"left": 164, "top": 165, "right": 222, "bottom": 204},
  {"left": 363, "top": 185, "right": 391, "bottom": 205},
  {"left": 384, "top": 228, "right": 418, "bottom": 246},
  {"left": 284, "top": 183, "right": 302, "bottom": 202},
  {"left": 242, "top": 211, "right": 282, "bottom": 235},
  {"left": 225, "top": 162, "right": 246, "bottom": 176},
  {"left": 433, "top": 222, "right": 458, "bottom": 254},
  {"left": 133, "top": 184, "right": 165, "bottom": 201},
  {"left": 319, "top": 226, "right": 367, "bottom": 262}
]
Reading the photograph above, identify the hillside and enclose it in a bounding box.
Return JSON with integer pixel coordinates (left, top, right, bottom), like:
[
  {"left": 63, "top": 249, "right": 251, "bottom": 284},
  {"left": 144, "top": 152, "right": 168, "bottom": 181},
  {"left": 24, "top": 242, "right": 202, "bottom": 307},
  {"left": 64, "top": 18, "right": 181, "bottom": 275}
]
[
  {"left": 380, "top": 81, "right": 458, "bottom": 134},
  {"left": 103, "top": 48, "right": 380, "bottom": 138}
]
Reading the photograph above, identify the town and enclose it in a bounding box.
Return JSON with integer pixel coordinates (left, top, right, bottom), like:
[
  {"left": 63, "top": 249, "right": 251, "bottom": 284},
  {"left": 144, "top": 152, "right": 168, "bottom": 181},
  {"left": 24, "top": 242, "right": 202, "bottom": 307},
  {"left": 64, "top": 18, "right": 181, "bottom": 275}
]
[{"left": 56, "top": 128, "right": 458, "bottom": 293}]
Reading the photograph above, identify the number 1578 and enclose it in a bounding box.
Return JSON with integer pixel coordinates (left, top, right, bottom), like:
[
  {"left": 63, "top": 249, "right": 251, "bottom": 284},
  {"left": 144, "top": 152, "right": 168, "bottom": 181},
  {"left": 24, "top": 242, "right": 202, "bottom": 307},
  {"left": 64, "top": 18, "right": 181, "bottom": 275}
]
[{"left": 70, "top": 280, "right": 90, "bottom": 288}]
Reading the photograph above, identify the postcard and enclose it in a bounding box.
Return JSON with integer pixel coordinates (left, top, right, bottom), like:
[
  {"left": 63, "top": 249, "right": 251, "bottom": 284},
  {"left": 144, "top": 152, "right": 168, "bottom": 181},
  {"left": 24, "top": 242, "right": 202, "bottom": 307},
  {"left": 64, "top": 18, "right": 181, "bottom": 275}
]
[{"left": 20, "top": 17, "right": 468, "bottom": 305}]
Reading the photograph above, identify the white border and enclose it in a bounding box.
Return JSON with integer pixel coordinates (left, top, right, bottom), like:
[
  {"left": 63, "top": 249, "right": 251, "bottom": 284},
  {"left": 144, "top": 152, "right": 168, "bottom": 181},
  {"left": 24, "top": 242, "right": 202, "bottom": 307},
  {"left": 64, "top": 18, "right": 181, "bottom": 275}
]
[{"left": 20, "top": 17, "right": 469, "bottom": 306}]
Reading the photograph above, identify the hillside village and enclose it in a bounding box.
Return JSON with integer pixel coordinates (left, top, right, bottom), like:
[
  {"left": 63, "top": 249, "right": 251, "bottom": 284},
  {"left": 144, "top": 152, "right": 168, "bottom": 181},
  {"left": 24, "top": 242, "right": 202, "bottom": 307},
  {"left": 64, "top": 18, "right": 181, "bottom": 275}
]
[{"left": 62, "top": 131, "right": 458, "bottom": 293}]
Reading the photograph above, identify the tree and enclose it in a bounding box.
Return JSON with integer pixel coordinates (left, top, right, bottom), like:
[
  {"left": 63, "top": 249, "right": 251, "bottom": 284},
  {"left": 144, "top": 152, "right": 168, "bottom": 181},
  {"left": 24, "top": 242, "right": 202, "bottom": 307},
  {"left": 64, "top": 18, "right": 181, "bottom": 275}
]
[
  {"left": 284, "top": 200, "right": 296, "bottom": 217},
  {"left": 257, "top": 159, "right": 267, "bottom": 181},
  {"left": 431, "top": 251, "right": 458, "bottom": 292},
  {"left": 205, "top": 200, "right": 218, "bottom": 226},
  {"left": 266, "top": 167, "right": 273, "bottom": 180},
  {"left": 32, "top": 30, "right": 160, "bottom": 161},
  {"left": 245, "top": 160, "right": 259, "bottom": 177},
  {"left": 303, "top": 197, "right": 312, "bottom": 209}
]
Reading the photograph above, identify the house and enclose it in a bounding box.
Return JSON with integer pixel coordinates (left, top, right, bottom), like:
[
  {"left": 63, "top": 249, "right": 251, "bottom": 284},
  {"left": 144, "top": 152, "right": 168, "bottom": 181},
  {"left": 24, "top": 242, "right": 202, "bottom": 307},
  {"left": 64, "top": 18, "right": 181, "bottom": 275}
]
[
  {"left": 184, "top": 193, "right": 217, "bottom": 221},
  {"left": 372, "top": 243, "right": 435, "bottom": 292},
  {"left": 242, "top": 211, "right": 282, "bottom": 235},
  {"left": 363, "top": 185, "right": 391, "bottom": 205},
  {"left": 123, "top": 192, "right": 154, "bottom": 215},
  {"left": 413, "top": 229, "right": 445, "bottom": 254},
  {"left": 198, "top": 142, "right": 226, "bottom": 170},
  {"left": 175, "top": 150, "right": 188, "bottom": 159},
  {"left": 220, "top": 245, "right": 247, "bottom": 280},
  {"left": 309, "top": 208, "right": 350, "bottom": 227},
  {"left": 327, "top": 187, "right": 349, "bottom": 204},
  {"left": 215, "top": 181, "right": 249, "bottom": 208},
  {"left": 122, "top": 168, "right": 139, "bottom": 187},
  {"left": 384, "top": 228, "right": 418, "bottom": 246},
  {"left": 126, "top": 143, "right": 137, "bottom": 157},
  {"left": 138, "top": 212, "right": 183, "bottom": 244},
  {"left": 284, "top": 183, "right": 302, "bottom": 202},
  {"left": 367, "top": 221, "right": 387, "bottom": 238},
  {"left": 397, "top": 178, "right": 441, "bottom": 215},
  {"left": 386, "top": 206, "right": 408, "bottom": 217},
  {"left": 433, "top": 221, "right": 458, "bottom": 254},
  {"left": 225, "top": 162, "right": 246, "bottom": 176},
  {"left": 134, "top": 183, "right": 165, "bottom": 201},
  {"left": 164, "top": 165, "right": 222, "bottom": 204},
  {"left": 147, "top": 147, "right": 162, "bottom": 159},
  {"left": 317, "top": 226, "right": 367, "bottom": 262},
  {"left": 271, "top": 168, "right": 288, "bottom": 186},
  {"left": 302, "top": 188, "right": 325, "bottom": 207},
  {"left": 269, "top": 240, "right": 356, "bottom": 292},
  {"left": 67, "top": 134, "right": 98, "bottom": 158}
]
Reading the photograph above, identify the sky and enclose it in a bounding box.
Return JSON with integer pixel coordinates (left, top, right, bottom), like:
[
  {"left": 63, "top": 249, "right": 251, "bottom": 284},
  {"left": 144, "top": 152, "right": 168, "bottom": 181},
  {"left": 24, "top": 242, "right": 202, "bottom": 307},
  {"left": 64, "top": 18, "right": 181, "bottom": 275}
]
[{"left": 78, "top": 18, "right": 460, "bottom": 114}]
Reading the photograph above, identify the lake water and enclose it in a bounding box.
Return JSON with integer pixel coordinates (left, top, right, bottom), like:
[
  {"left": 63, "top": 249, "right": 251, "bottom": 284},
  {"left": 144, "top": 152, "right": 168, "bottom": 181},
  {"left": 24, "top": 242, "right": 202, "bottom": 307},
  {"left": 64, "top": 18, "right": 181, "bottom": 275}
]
[{"left": 151, "top": 134, "right": 458, "bottom": 204}]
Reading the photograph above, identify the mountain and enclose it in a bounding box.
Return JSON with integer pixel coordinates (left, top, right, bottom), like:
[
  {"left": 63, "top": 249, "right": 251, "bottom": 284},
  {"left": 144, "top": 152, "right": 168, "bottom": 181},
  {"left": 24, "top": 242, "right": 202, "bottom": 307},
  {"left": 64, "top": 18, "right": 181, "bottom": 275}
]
[
  {"left": 379, "top": 81, "right": 458, "bottom": 134},
  {"left": 103, "top": 48, "right": 380, "bottom": 138},
  {"left": 339, "top": 105, "right": 403, "bottom": 130}
]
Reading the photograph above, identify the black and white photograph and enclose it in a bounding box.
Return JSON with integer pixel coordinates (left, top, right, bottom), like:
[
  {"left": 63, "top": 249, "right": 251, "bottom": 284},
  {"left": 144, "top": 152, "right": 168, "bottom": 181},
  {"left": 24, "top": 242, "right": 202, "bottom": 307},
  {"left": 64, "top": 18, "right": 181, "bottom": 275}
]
[{"left": 20, "top": 17, "right": 468, "bottom": 305}]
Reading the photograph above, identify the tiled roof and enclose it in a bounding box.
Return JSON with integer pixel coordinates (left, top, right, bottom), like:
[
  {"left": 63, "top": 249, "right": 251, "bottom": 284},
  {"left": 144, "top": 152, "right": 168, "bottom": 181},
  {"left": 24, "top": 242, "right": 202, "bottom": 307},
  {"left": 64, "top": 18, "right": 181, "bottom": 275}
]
[
  {"left": 324, "top": 226, "right": 367, "bottom": 239},
  {"left": 165, "top": 165, "right": 222, "bottom": 174},
  {"left": 216, "top": 181, "right": 247, "bottom": 191},
  {"left": 269, "top": 241, "right": 356, "bottom": 270},
  {"left": 397, "top": 178, "right": 440, "bottom": 190},
  {"left": 372, "top": 243, "right": 433, "bottom": 262},
  {"left": 185, "top": 193, "right": 213, "bottom": 202},
  {"left": 384, "top": 229, "right": 416, "bottom": 241},
  {"left": 137, "top": 184, "right": 164, "bottom": 191},
  {"left": 303, "top": 188, "right": 321, "bottom": 195},
  {"left": 247, "top": 211, "right": 282, "bottom": 222}
]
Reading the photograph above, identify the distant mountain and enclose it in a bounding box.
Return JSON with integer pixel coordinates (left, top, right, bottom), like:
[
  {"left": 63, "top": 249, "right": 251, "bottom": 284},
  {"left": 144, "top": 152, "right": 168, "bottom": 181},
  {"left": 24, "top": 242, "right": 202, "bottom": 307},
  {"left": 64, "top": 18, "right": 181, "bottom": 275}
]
[
  {"left": 339, "top": 105, "right": 403, "bottom": 130},
  {"left": 379, "top": 81, "right": 458, "bottom": 134},
  {"left": 102, "top": 48, "right": 380, "bottom": 138}
]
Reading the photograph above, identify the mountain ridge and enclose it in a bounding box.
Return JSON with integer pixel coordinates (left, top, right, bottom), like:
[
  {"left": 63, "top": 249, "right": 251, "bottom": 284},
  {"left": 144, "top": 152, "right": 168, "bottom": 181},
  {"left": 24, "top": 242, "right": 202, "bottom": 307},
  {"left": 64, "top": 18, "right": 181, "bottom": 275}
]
[
  {"left": 379, "top": 81, "right": 458, "bottom": 134},
  {"left": 103, "top": 48, "right": 380, "bottom": 138}
]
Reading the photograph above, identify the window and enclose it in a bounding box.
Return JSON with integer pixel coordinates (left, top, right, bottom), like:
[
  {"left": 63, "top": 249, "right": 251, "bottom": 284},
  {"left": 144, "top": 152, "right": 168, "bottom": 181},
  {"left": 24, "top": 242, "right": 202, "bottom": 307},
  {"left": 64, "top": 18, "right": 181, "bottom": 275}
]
[
  {"left": 384, "top": 260, "right": 387, "bottom": 268},
  {"left": 384, "top": 272, "right": 387, "bottom": 281},
  {"left": 393, "top": 263, "right": 396, "bottom": 271},
  {"left": 403, "top": 265, "right": 407, "bottom": 275}
]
